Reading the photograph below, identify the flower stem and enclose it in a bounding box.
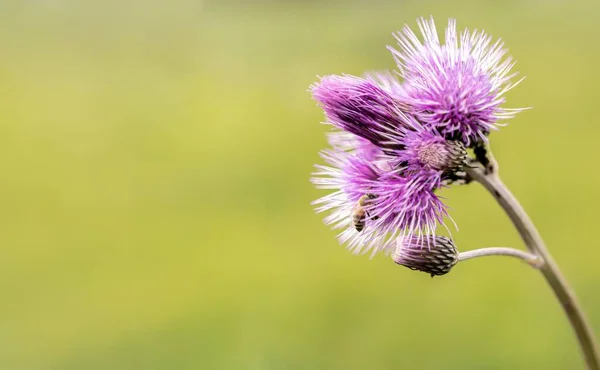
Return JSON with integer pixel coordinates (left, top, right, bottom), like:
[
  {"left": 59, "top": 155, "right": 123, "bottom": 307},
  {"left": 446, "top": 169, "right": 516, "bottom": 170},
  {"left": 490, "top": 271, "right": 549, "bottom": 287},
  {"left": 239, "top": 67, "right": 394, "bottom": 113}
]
[
  {"left": 458, "top": 247, "right": 542, "bottom": 267},
  {"left": 466, "top": 160, "right": 600, "bottom": 370}
]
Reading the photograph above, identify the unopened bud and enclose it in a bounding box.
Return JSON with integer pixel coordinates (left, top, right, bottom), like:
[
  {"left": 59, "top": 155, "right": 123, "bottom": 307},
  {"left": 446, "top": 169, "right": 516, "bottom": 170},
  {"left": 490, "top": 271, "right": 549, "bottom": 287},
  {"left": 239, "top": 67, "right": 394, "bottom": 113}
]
[
  {"left": 444, "top": 140, "right": 467, "bottom": 173},
  {"left": 392, "top": 235, "right": 459, "bottom": 277},
  {"left": 409, "top": 135, "right": 467, "bottom": 174}
]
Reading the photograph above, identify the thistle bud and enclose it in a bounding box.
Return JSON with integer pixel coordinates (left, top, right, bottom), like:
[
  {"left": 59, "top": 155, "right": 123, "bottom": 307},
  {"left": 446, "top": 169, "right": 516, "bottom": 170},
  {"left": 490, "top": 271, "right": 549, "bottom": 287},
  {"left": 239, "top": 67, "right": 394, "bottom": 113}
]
[
  {"left": 397, "top": 131, "right": 467, "bottom": 177},
  {"left": 392, "top": 235, "right": 459, "bottom": 277},
  {"left": 443, "top": 140, "right": 468, "bottom": 174}
]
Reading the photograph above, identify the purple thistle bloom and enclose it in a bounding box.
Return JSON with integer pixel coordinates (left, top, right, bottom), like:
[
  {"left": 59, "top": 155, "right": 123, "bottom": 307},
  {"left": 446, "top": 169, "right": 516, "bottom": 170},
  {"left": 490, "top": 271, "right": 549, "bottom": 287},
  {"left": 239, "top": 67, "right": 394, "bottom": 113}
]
[
  {"left": 311, "top": 139, "right": 455, "bottom": 256},
  {"left": 368, "top": 170, "right": 451, "bottom": 239},
  {"left": 388, "top": 17, "right": 524, "bottom": 146},
  {"left": 311, "top": 148, "right": 388, "bottom": 255},
  {"left": 311, "top": 74, "right": 415, "bottom": 148},
  {"left": 311, "top": 76, "right": 465, "bottom": 256}
]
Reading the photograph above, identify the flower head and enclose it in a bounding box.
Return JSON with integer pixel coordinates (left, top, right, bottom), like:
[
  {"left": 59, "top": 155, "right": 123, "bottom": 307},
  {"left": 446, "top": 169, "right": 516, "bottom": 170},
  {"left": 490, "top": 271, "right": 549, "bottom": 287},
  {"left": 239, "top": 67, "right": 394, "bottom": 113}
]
[
  {"left": 311, "top": 74, "right": 415, "bottom": 148},
  {"left": 311, "top": 143, "right": 454, "bottom": 256},
  {"left": 311, "top": 148, "right": 387, "bottom": 255},
  {"left": 389, "top": 17, "right": 524, "bottom": 146},
  {"left": 368, "top": 171, "right": 450, "bottom": 239}
]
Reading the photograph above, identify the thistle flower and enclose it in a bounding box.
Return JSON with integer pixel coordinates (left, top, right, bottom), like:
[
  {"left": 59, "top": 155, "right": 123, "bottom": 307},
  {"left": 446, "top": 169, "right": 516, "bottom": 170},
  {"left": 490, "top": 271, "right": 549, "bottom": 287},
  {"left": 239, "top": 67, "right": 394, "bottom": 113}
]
[
  {"left": 311, "top": 148, "right": 390, "bottom": 255},
  {"left": 389, "top": 17, "right": 524, "bottom": 146},
  {"left": 311, "top": 127, "right": 460, "bottom": 256},
  {"left": 392, "top": 235, "right": 459, "bottom": 276},
  {"left": 311, "top": 74, "right": 415, "bottom": 148},
  {"left": 366, "top": 170, "right": 450, "bottom": 242}
]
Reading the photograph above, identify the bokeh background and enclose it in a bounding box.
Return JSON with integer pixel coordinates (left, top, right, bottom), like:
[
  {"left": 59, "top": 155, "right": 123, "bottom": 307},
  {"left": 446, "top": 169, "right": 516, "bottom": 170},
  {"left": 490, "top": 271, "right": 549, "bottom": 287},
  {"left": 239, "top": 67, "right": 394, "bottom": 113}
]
[{"left": 1, "top": 0, "right": 599, "bottom": 369}]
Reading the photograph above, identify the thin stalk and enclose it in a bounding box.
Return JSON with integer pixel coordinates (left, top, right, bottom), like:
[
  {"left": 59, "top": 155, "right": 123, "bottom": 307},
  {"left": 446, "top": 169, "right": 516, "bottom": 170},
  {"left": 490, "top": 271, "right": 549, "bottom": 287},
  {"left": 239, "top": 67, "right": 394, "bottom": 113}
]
[
  {"left": 458, "top": 247, "right": 542, "bottom": 267},
  {"left": 466, "top": 163, "right": 600, "bottom": 370}
]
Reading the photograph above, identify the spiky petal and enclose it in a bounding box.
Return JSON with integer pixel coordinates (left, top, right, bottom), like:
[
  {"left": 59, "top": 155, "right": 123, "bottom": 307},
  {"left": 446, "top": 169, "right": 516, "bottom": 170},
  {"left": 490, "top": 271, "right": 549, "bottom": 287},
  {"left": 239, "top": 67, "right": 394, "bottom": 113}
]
[
  {"left": 311, "top": 148, "right": 386, "bottom": 255},
  {"left": 311, "top": 74, "right": 416, "bottom": 148},
  {"left": 368, "top": 170, "right": 450, "bottom": 240},
  {"left": 388, "top": 17, "right": 524, "bottom": 146},
  {"left": 311, "top": 146, "right": 453, "bottom": 256}
]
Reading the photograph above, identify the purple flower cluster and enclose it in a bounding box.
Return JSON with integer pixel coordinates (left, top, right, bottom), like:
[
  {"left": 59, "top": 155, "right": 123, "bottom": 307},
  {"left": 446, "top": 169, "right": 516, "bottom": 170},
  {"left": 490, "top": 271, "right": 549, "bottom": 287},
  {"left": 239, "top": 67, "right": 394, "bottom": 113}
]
[{"left": 310, "top": 17, "right": 523, "bottom": 258}]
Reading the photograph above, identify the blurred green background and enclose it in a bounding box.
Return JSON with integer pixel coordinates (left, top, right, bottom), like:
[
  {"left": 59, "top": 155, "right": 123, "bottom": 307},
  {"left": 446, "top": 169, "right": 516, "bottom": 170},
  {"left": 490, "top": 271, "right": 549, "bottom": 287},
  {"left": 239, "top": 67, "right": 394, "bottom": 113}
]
[{"left": 0, "top": 0, "right": 599, "bottom": 369}]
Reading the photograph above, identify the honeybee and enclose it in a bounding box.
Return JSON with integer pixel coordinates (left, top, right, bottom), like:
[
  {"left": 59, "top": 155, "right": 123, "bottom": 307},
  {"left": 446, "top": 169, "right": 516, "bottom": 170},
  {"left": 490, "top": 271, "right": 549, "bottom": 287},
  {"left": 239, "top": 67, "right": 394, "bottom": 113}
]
[{"left": 352, "top": 194, "right": 377, "bottom": 232}]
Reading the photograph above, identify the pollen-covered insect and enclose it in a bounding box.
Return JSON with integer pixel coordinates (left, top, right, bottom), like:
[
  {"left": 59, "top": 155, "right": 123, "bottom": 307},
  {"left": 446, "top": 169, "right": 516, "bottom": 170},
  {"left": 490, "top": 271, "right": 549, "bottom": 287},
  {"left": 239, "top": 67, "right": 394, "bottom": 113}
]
[{"left": 352, "top": 194, "right": 377, "bottom": 232}]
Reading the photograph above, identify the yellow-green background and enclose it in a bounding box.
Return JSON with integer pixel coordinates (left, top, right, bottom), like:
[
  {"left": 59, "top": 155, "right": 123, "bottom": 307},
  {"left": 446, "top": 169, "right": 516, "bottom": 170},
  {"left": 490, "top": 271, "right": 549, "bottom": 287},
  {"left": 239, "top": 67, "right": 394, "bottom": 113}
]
[{"left": 1, "top": 0, "right": 598, "bottom": 369}]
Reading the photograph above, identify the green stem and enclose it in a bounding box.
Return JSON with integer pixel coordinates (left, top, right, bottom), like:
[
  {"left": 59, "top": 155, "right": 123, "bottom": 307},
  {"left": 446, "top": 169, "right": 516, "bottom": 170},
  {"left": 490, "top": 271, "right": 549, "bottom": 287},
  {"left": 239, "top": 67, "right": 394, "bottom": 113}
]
[
  {"left": 466, "top": 163, "right": 600, "bottom": 370},
  {"left": 458, "top": 247, "right": 541, "bottom": 267}
]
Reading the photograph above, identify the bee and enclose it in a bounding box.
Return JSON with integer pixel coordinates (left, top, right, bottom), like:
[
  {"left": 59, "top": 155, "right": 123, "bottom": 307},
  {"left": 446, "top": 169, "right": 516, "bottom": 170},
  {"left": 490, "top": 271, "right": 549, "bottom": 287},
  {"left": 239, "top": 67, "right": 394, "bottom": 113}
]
[{"left": 352, "top": 194, "right": 377, "bottom": 232}]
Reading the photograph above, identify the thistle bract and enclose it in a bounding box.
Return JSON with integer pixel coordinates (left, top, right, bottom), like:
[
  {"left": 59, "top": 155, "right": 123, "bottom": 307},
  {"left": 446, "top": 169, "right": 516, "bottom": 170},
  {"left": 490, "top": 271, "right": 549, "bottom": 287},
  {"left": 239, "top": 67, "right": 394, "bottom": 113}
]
[{"left": 392, "top": 235, "right": 459, "bottom": 276}]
